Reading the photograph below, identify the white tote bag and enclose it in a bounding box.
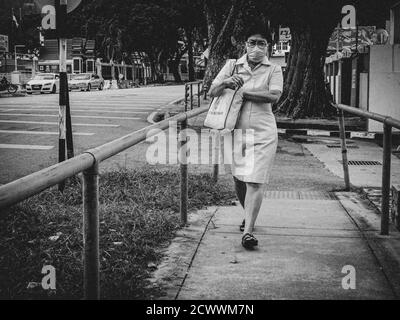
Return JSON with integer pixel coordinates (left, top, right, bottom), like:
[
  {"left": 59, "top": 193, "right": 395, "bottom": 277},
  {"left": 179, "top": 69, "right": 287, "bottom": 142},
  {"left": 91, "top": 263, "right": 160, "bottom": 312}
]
[{"left": 204, "top": 60, "right": 241, "bottom": 131}]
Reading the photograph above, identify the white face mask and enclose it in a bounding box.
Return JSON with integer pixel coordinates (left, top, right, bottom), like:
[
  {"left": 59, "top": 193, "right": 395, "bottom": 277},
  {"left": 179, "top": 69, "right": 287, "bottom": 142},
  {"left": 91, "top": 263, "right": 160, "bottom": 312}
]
[{"left": 247, "top": 46, "right": 267, "bottom": 63}]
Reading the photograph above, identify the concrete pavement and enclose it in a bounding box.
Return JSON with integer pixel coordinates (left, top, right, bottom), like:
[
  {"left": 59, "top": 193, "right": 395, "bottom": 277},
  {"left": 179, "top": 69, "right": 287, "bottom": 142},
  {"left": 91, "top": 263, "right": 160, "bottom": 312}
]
[
  {"left": 153, "top": 189, "right": 400, "bottom": 300},
  {"left": 176, "top": 195, "right": 398, "bottom": 300}
]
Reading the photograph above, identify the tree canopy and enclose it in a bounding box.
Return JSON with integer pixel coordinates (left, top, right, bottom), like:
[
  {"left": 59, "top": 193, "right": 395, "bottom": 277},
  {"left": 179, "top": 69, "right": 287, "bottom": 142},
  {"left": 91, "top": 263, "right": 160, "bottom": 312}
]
[{"left": 0, "top": 0, "right": 398, "bottom": 117}]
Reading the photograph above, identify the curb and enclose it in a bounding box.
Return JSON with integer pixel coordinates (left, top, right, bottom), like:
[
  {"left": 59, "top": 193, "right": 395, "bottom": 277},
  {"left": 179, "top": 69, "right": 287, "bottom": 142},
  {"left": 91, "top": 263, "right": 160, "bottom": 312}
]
[
  {"left": 277, "top": 128, "right": 376, "bottom": 140},
  {"left": 148, "top": 112, "right": 380, "bottom": 141},
  {"left": 146, "top": 100, "right": 395, "bottom": 143}
]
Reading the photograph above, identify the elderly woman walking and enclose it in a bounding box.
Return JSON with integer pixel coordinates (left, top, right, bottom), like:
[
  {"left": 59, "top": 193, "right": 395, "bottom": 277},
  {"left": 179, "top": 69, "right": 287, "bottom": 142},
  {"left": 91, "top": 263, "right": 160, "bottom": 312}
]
[{"left": 209, "top": 27, "right": 283, "bottom": 250}]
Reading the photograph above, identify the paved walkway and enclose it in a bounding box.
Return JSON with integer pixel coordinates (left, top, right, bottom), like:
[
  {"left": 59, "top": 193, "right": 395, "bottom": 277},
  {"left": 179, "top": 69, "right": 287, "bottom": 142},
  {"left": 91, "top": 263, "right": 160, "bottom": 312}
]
[
  {"left": 177, "top": 193, "right": 398, "bottom": 300},
  {"left": 150, "top": 99, "right": 400, "bottom": 300}
]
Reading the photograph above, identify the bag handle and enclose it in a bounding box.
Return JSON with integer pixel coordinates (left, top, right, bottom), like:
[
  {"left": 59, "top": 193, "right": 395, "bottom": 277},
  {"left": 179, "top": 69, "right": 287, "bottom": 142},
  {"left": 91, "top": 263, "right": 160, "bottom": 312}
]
[
  {"left": 230, "top": 59, "right": 238, "bottom": 77},
  {"left": 267, "top": 64, "right": 277, "bottom": 91},
  {"left": 208, "top": 59, "right": 238, "bottom": 106}
]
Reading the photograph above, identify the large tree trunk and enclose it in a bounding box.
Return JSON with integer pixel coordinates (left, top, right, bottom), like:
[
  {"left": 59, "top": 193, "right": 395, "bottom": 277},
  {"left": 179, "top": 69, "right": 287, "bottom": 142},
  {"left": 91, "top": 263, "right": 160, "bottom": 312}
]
[
  {"left": 149, "top": 50, "right": 164, "bottom": 83},
  {"left": 275, "top": 0, "right": 346, "bottom": 119},
  {"left": 203, "top": 0, "right": 244, "bottom": 91},
  {"left": 275, "top": 25, "right": 337, "bottom": 119}
]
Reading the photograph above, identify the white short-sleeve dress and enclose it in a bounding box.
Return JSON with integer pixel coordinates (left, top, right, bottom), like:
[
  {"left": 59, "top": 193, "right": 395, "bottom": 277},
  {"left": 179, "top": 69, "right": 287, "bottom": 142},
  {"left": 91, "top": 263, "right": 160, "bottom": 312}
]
[{"left": 211, "top": 54, "right": 284, "bottom": 185}]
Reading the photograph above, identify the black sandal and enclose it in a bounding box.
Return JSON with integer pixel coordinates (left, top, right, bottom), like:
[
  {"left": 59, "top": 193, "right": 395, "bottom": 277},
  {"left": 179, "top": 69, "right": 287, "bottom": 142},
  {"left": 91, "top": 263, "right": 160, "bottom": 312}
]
[
  {"left": 242, "top": 233, "right": 258, "bottom": 249},
  {"left": 239, "top": 219, "right": 245, "bottom": 232}
]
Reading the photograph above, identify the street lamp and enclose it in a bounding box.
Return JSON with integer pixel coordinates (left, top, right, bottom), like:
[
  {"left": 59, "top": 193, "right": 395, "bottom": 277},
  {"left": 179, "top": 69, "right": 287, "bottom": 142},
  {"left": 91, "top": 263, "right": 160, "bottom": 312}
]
[{"left": 14, "top": 45, "right": 25, "bottom": 72}]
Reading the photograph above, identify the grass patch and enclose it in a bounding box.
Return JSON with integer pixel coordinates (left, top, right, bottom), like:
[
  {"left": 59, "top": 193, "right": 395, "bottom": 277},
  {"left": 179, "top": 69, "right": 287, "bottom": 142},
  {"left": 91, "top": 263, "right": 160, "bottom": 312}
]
[{"left": 0, "top": 167, "right": 235, "bottom": 300}]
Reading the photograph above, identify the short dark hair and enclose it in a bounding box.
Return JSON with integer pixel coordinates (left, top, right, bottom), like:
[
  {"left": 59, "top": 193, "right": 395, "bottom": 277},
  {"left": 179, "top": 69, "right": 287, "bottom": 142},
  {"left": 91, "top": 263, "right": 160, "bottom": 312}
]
[{"left": 246, "top": 23, "right": 269, "bottom": 42}]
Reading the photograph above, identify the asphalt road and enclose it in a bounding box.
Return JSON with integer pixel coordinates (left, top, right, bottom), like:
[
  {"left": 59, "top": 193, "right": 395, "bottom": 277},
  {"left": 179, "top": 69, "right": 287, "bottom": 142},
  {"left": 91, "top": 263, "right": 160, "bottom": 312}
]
[{"left": 0, "top": 85, "right": 184, "bottom": 184}]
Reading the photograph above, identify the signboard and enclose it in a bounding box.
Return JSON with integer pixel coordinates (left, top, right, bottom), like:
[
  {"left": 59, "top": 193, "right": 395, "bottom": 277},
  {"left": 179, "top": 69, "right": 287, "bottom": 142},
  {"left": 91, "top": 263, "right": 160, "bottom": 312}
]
[
  {"left": 0, "top": 35, "right": 9, "bottom": 53},
  {"left": 328, "top": 26, "right": 376, "bottom": 52},
  {"left": 390, "top": 2, "right": 400, "bottom": 44},
  {"left": 279, "top": 27, "right": 291, "bottom": 42}
]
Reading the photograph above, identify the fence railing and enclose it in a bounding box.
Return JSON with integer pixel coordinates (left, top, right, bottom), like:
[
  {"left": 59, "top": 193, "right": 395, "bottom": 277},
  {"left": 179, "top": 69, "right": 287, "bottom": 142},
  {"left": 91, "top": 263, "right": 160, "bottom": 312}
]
[
  {"left": 185, "top": 81, "right": 204, "bottom": 111},
  {"left": 0, "top": 104, "right": 210, "bottom": 300},
  {"left": 183, "top": 81, "right": 219, "bottom": 182},
  {"left": 335, "top": 103, "right": 400, "bottom": 236}
]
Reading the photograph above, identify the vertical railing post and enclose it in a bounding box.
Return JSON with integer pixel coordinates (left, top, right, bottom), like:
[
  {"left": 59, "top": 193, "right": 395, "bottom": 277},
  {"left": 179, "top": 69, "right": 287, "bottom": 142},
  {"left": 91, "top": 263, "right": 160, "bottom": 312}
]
[
  {"left": 178, "top": 118, "right": 188, "bottom": 226},
  {"left": 213, "top": 164, "right": 219, "bottom": 183},
  {"left": 203, "top": 83, "right": 208, "bottom": 100},
  {"left": 381, "top": 122, "right": 392, "bottom": 235},
  {"left": 212, "top": 130, "right": 220, "bottom": 183},
  {"left": 83, "top": 161, "right": 100, "bottom": 300},
  {"left": 197, "top": 82, "right": 201, "bottom": 108},
  {"left": 190, "top": 84, "right": 193, "bottom": 110},
  {"left": 337, "top": 107, "right": 350, "bottom": 191},
  {"left": 185, "top": 85, "right": 189, "bottom": 112}
]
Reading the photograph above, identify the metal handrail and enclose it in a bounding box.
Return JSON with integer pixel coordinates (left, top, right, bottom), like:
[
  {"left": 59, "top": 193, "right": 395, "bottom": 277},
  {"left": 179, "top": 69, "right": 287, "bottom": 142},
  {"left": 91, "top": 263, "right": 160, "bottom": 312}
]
[
  {"left": 337, "top": 104, "right": 400, "bottom": 129},
  {"left": 0, "top": 103, "right": 210, "bottom": 299},
  {"left": 185, "top": 80, "right": 204, "bottom": 111},
  {"left": 0, "top": 106, "right": 209, "bottom": 209},
  {"left": 334, "top": 103, "right": 399, "bottom": 236}
]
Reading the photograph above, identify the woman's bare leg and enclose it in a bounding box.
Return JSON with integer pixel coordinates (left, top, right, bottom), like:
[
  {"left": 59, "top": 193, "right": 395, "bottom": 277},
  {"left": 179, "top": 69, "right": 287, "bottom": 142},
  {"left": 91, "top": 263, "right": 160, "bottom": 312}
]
[
  {"left": 233, "top": 176, "right": 247, "bottom": 209},
  {"left": 243, "top": 183, "right": 264, "bottom": 235}
]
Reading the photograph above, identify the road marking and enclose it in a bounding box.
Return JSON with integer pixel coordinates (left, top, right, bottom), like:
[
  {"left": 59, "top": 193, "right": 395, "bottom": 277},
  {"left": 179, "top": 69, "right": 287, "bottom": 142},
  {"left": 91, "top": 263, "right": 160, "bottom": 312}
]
[
  {"left": 0, "top": 100, "right": 178, "bottom": 106},
  {"left": 0, "top": 120, "right": 120, "bottom": 127},
  {"left": 0, "top": 130, "right": 94, "bottom": 136},
  {"left": 0, "top": 106, "right": 157, "bottom": 112},
  {"left": 0, "top": 103, "right": 176, "bottom": 109},
  {"left": 0, "top": 114, "right": 141, "bottom": 120},
  {"left": 0, "top": 104, "right": 173, "bottom": 109},
  {"left": 0, "top": 144, "right": 54, "bottom": 150},
  {"left": 3, "top": 109, "right": 149, "bottom": 114}
]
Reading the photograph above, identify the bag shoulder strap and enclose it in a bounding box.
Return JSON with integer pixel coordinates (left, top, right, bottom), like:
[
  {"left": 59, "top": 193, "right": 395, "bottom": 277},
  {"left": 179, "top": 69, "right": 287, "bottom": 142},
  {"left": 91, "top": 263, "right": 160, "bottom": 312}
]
[
  {"left": 229, "top": 59, "right": 238, "bottom": 77},
  {"left": 268, "top": 64, "right": 277, "bottom": 82},
  {"left": 267, "top": 64, "right": 278, "bottom": 90}
]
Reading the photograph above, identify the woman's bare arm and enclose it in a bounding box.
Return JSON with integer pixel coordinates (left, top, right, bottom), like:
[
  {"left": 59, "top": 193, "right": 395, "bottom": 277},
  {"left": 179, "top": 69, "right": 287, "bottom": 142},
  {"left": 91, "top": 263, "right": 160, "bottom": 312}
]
[
  {"left": 243, "top": 90, "right": 282, "bottom": 104},
  {"left": 209, "top": 82, "right": 227, "bottom": 98},
  {"left": 209, "top": 75, "right": 244, "bottom": 98}
]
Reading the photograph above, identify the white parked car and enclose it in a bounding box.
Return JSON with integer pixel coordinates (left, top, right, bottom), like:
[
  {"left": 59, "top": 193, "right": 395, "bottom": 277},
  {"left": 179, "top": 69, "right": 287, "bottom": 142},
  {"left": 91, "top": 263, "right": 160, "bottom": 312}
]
[
  {"left": 68, "top": 73, "right": 104, "bottom": 92},
  {"left": 26, "top": 73, "right": 60, "bottom": 94}
]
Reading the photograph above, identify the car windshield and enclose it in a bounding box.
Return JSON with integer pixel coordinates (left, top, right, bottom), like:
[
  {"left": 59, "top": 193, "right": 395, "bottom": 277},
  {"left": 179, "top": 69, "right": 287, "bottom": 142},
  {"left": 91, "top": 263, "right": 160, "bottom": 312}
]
[
  {"left": 71, "top": 74, "right": 91, "bottom": 80},
  {"left": 34, "top": 74, "right": 55, "bottom": 80}
]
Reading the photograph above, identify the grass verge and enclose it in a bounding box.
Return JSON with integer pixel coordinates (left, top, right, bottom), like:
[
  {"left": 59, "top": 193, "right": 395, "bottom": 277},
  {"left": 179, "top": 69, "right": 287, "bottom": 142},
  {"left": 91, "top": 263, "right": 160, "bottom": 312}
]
[{"left": 0, "top": 167, "right": 235, "bottom": 300}]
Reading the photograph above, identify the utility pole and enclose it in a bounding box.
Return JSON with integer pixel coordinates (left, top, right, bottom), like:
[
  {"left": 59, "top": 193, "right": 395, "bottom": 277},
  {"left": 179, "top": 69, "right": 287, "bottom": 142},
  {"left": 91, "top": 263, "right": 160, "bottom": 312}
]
[{"left": 57, "top": 0, "right": 74, "bottom": 192}]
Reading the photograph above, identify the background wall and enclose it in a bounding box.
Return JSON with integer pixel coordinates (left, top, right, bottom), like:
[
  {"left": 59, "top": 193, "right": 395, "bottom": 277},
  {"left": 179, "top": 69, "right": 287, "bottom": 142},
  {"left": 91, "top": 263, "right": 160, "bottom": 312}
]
[{"left": 368, "top": 44, "right": 400, "bottom": 132}]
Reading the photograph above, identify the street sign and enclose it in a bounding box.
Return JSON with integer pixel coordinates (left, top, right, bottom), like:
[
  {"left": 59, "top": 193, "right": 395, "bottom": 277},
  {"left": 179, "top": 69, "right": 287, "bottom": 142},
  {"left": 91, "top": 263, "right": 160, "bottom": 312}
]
[
  {"left": 279, "top": 27, "right": 291, "bottom": 42},
  {"left": 34, "top": 0, "right": 82, "bottom": 13}
]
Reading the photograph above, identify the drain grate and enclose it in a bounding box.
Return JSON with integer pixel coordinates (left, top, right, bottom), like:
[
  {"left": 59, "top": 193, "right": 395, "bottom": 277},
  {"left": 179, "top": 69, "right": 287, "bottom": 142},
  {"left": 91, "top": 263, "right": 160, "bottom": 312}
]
[
  {"left": 340, "top": 160, "right": 382, "bottom": 166},
  {"left": 264, "top": 191, "right": 338, "bottom": 200},
  {"left": 327, "top": 144, "right": 359, "bottom": 149}
]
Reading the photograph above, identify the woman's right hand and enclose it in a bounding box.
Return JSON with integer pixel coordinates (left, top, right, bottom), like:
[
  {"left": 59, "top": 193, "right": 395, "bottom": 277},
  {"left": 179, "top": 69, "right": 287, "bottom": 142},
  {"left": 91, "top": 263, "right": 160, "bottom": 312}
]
[{"left": 223, "top": 75, "right": 244, "bottom": 90}]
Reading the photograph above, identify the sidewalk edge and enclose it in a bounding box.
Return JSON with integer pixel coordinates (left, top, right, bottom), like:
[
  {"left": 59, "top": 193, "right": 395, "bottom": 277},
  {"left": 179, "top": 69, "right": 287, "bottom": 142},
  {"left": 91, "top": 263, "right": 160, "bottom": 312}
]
[
  {"left": 148, "top": 206, "right": 219, "bottom": 300},
  {"left": 336, "top": 192, "right": 400, "bottom": 299}
]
